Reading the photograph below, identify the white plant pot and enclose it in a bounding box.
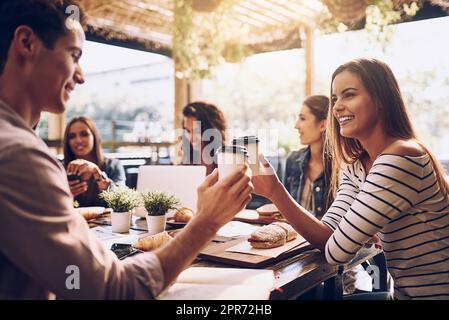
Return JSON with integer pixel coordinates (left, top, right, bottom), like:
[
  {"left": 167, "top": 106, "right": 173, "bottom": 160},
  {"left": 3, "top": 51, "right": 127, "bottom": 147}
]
[
  {"left": 146, "top": 214, "right": 167, "bottom": 235},
  {"left": 111, "top": 211, "right": 131, "bottom": 233}
]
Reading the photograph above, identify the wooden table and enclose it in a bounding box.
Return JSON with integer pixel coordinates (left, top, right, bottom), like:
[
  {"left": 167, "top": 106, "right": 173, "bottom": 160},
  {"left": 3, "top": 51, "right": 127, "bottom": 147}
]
[
  {"left": 193, "top": 245, "right": 382, "bottom": 300},
  {"left": 90, "top": 214, "right": 384, "bottom": 300}
]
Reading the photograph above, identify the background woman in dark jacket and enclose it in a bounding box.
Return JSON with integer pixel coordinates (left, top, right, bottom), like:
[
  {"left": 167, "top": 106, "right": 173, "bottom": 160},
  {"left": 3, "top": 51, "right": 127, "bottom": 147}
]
[{"left": 283, "top": 95, "right": 330, "bottom": 219}]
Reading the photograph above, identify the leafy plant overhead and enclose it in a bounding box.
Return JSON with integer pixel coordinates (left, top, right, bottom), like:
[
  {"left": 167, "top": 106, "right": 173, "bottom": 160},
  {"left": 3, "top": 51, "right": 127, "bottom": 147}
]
[
  {"left": 319, "top": 0, "right": 420, "bottom": 43},
  {"left": 365, "top": 0, "right": 419, "bottom": 45},
  {"left": 173, "top": 0, "right": 422, "bottom": 80},
  {"left": 173, "top": 0, "right": 249, "bottom": 80}
]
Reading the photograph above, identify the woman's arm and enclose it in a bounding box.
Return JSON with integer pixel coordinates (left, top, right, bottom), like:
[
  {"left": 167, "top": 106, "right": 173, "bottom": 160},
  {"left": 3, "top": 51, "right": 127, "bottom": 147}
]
[
  {"left": 100, "top": 158, "right": 126, "bottom": 188},
  {"left": 270, "top": 183, "right": 334, "bottom": 251},
  {"left": 252, "top": 154, "right": 333, "bottom": 251}
]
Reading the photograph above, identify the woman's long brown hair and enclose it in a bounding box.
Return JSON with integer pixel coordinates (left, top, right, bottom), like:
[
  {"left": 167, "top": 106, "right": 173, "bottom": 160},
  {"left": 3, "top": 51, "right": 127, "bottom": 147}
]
[
  {"left": 325, "top": 58, "right": 448, "bottom": 198},
  {"left": 182, "top": 101, "right": 227, "bottom": 164}
]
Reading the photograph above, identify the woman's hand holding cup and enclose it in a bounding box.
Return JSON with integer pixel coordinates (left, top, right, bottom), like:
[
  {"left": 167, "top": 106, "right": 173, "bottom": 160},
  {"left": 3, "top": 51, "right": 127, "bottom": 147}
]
[{"left": 251, "top": 153, "right": 283, "bottom": 201}]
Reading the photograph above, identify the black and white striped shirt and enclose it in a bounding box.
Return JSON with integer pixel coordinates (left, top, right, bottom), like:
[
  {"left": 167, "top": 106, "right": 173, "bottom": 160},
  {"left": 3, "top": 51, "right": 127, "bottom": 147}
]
[{"left": 321, "top": 154, "right": 449, "bottom": 300}]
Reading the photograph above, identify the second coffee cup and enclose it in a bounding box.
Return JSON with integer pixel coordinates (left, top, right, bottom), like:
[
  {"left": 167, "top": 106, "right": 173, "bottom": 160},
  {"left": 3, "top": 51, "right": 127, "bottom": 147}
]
[
  {"left": 216, "top": 145, "right": 249, "bottom": 180},
  {"left": 232, "top": 136, "right": 259, "bottom": 176}
]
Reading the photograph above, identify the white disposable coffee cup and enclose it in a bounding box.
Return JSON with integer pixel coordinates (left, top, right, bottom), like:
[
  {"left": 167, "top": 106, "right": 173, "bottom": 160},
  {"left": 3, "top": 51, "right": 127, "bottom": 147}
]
[
  {"left": 232, "top": 136, "right": 259, "bottom": 176},
  {"left": 216, "top": 145, "right": 248, "bottom": 180}
]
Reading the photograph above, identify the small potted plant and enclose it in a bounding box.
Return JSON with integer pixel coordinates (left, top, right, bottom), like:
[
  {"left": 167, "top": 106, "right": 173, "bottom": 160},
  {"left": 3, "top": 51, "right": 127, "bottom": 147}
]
[
  {"left": 100, "top": 187, "right": 141, "bottom": 233},
  {"left": 141, "top": 191, "right": 180, "bottom": 235}
]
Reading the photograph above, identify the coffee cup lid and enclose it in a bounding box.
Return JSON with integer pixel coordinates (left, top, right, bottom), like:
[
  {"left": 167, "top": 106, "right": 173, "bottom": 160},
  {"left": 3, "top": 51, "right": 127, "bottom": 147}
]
[
  {"left": 232, "top": 136, "right": 259, "bottom": 144},
  {"left": 216, "top": 145, "right": 248, "bottom": 156}
]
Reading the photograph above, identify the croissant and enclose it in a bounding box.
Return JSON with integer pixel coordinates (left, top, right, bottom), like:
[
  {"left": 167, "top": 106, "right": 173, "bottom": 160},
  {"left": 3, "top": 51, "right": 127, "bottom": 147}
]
[
  {"left": 248, "top": 222, "right": 297, "bottom": 249},
  {"left": 81, "top": 211, "right": 98, "bottom": 221},
  {"left": 132, "top": 231, "right": 173, "bottom": 251},
  {"left": 77, "top": 208, "right": 102, "bottom": 221}
]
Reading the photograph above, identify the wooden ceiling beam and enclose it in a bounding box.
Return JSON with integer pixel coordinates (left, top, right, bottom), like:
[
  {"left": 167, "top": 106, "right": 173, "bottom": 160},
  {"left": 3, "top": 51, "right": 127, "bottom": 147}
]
[
  {"left": 88, "top": 16, "right": 172, "bottom": 45},
  {"left": 112, "top": 2, "right": 172, "bottom": 28},
  {"left": 250, "top": 0, "right": 310, "bottom": 22},
  {"left": 276, "top": 0, "right": 325, "bottom": 18},
  {"left": 124, "top": 0, "right": 174, "bottom": 18},
  {"left": 233, "top": 4, "right": 280, "bottom": 26},
  {"left": 240, "top": 1, "right": 297, "bottom": 23},
  {"left": 231, "top": 7, "right": 275, "bottom": 28},
  {"left": 237, "top": 1, "right": 290, "bottom": 24},
  {"left": 82, "top": 0, "right": 113, "bottom": 14}
]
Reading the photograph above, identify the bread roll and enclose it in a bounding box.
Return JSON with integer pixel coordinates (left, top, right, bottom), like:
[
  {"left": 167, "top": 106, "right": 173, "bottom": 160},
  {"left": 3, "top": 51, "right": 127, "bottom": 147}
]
[
  {"left": 272, "top": 222, "right": 297, "bottom": 241},
  {"left": 249, "top": 235, "right": 286, "bottom": 249},
  {"left": 174, "top": 207, "right": 194, "bottom": 223},
  {"left": 133, "top": 231, "right": 172, "bottom": 251},
  {"left": 248, "top": 222, "right": 298, "bottom": 249},
  {"left": 248, "top": 224, "right": 286, "bottom": 249}
]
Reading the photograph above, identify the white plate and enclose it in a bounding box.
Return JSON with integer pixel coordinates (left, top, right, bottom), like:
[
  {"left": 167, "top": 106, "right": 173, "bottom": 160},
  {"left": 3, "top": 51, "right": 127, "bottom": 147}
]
[
  {"left": 166, "top": 217, "right": 188, "bottom": 228},
  {"left": 75, "top": 207, "right": 106, "bottom": 215}
]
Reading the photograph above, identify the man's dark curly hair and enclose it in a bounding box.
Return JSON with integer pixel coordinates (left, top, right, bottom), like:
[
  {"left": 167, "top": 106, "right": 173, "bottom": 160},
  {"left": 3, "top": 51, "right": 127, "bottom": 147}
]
[{"left": 0, "top": 0, "right": 86, "bottom": 75}]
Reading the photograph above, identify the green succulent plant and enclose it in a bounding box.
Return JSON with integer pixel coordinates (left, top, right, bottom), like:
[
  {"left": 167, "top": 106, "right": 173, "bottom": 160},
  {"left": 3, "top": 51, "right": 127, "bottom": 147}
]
[
  {"left": 99, "top": 187, "right": 141, "bottom": 212},
  {"left": 141, "top": 191, "right": 180, "bottom": 216}
]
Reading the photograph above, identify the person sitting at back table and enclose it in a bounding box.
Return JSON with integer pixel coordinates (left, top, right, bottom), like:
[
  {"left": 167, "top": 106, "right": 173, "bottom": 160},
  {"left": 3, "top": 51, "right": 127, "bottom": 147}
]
[
  {"left": 283, "top": 95, "right": 331, "bottom": 219},
  {"left": 63, "top": 116, "right": 126, "bottom": 207},
  {"left": 182, "top": 101, "right": 227, "bottom": 175}
]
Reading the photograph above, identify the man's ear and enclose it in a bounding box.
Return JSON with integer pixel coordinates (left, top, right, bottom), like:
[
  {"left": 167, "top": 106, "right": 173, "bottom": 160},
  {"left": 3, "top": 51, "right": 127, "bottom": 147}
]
[{"left": 11, "top": 25, "right": 40, "bottom": 59}]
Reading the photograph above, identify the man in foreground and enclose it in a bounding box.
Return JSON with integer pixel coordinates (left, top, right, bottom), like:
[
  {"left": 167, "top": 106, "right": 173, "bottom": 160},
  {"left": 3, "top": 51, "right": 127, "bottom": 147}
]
[{"left": 0, "top": 0, "right": 253, "bottom": 299}]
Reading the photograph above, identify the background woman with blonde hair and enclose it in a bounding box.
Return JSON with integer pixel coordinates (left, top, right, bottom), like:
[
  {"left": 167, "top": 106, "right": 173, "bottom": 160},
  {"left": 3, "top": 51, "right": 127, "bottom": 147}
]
[{"left": 253, "top": 58, "right": 449, "bottom": 299}]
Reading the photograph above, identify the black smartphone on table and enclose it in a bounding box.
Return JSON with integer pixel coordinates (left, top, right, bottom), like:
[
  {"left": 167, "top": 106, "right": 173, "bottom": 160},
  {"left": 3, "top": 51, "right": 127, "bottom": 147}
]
[{"left": 110, "top": 243, "right": 142, "bottom": 260}]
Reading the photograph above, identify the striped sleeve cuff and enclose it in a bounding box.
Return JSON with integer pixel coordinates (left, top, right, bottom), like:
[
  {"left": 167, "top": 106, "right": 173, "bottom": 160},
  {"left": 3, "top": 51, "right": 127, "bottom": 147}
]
[{"left": 322, "top": 218, "right": 338, "bottom": 231}]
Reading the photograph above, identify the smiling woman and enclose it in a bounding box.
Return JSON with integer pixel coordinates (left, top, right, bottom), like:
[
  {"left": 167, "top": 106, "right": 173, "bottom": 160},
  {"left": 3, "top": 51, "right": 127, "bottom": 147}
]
[
  {"left": 252, "top": 58, "right": 449, "bottom": 300},
  {"left": 181, "top": 101, "right": 227, "bottom": 175},
  {"left": 63, "top": 116, "right": 126, "bottom": 206}
]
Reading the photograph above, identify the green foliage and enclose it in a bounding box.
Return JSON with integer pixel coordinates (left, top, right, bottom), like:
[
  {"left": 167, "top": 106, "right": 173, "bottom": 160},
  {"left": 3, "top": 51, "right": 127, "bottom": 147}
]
[
  {"left": 99, "top": 187, "right": 141, "bottom": 212},
  {"left": 173, "top": 0, "right": 249, "bottom": 80},
  {"left": 141, "top": 191, "right": 180, "bottom": 216},
  {"left": 318, "top": 0, "right": 420, "bottom": 49}
]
